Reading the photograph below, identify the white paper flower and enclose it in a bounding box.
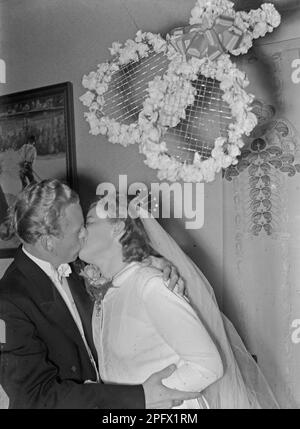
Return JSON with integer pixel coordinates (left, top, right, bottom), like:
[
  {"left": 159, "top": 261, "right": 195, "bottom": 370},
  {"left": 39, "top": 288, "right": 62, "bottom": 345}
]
[
  {"left": 109, "top": 41, "right": 122, "bottom": 56},
  {"left": 80, "top": 264, "right": 108, "bottom": 286},
  {"left": 79, "top": 91, "right": 95, "bottom": 107},
  {"left": 82, "top": 71, "right": 98, "bottom": 91}
]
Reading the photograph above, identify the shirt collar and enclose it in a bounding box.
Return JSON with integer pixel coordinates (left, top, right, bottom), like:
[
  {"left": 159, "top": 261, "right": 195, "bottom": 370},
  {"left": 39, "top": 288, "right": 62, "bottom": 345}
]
[{"left": 22, "top": 246, "right": 71, "bottom": 281}]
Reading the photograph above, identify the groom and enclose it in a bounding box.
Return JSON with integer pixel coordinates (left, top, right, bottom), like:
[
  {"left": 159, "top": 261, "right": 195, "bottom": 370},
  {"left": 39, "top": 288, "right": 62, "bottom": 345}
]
[{"left": 0, "top": 179, "right": 197, "bottom": 409}]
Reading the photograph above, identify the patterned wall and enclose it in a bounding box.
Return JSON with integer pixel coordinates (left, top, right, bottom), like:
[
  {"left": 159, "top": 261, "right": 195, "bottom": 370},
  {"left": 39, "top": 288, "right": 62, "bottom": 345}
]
[{"left": 222, "top": 37, "right": 300, "bottom": 407}]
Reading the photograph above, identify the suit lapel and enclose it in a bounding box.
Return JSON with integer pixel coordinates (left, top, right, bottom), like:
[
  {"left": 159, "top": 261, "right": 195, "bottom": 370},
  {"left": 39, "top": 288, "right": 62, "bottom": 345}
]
[
  {"left": 14, "top": 248, "right": 93, "bottom": 358},
  {"left": 67, "top": 272, "right": 98, "bottom": 364}
]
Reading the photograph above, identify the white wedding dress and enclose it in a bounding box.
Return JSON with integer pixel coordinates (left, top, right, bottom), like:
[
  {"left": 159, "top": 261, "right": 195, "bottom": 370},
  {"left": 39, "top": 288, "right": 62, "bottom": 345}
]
[
  {"left": 90, "top": 210, "right": 280, "bottom": 408},
  {"left": 92, "top": 261, "right": 225, "bottom": 409}
]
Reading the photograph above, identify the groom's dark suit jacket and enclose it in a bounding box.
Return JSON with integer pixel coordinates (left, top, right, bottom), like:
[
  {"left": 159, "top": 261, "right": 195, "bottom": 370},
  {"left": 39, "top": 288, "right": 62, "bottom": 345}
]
[{"left": 0, "top": 248, "right": 145, "bottom": 409}]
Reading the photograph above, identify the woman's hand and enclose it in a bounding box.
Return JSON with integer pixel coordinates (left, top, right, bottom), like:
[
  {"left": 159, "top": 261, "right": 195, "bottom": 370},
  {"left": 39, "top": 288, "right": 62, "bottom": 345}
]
[{"left": 149, "top": 256, "right": 185, "bottom": 296}]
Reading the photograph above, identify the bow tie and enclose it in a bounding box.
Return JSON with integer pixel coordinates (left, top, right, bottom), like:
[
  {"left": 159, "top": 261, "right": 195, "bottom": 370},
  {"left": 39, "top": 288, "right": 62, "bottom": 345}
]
[{"left": 57, "top": 263, "right": 72, "bottom": 282}]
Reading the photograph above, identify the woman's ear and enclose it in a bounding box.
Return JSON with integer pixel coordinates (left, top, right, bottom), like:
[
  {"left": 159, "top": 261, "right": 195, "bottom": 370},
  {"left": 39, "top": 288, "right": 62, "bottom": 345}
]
[{"left": 112, "top": 220, "right": 125, "bottom": 239}]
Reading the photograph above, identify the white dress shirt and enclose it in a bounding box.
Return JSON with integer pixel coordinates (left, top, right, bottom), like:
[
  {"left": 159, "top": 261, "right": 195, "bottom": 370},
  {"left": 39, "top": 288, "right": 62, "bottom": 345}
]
[
  {"left": 93, "top": 262, "right": 223, "bottom": 408},
  {"left": 22, "top": 247, "right": 99, "bottom": 382}
]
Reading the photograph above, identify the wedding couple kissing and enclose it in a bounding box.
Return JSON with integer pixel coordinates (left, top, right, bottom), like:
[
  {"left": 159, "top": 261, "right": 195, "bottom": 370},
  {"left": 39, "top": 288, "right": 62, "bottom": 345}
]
[{"left": 0, "top": 179, "right": 279, "bottom": 409}]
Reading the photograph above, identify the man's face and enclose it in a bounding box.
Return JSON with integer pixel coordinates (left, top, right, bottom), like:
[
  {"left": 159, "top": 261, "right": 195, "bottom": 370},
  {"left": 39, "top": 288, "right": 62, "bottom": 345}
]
[
  {"left": 51, "top": 203, "right": 86, "bottom": 264},
  {"left": 79, "top": 206, "right": 116, "bottom": 264}
]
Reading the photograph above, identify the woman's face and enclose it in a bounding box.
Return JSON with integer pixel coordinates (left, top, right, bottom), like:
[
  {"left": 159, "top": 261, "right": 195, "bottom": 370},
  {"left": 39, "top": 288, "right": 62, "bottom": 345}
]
[{"left": 79, "top": 205, "right": 116, "bottom": 264}]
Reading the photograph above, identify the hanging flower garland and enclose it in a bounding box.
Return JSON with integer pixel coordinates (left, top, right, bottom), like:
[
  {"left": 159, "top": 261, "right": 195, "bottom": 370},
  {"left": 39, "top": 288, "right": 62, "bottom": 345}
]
[
  {"left": 80, "top": 0, "right": 281, "bottom": 182},
  {"left": 80, "top": 31, "right": 171, "bottom": 145},
  {"left": 138, "top": 54, "right": 258, "bottom": 182}
]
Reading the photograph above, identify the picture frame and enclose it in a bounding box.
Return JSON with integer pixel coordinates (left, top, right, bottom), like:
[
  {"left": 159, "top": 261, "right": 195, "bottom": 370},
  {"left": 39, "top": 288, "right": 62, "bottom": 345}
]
[{"left": 0, "top": 82, "right": 77, "bottom": 258}]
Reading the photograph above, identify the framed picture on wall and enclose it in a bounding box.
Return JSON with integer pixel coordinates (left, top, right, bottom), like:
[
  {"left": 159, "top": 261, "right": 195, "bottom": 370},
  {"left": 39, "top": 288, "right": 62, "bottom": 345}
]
[{"left": 0, "top": 81, "right": 77, "bottom": 258}]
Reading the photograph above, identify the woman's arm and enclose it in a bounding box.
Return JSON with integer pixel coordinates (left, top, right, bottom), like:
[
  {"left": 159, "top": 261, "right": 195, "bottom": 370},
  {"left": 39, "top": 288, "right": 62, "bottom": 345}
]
[{"left": 140, "top": 276, "right": 223, "bottom": 392}]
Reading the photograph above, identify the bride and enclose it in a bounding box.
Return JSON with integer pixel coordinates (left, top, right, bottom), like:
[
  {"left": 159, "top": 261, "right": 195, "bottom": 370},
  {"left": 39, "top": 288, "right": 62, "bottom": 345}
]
[{"left": 79, "top": 193, "right": 279, "bottom": 409}]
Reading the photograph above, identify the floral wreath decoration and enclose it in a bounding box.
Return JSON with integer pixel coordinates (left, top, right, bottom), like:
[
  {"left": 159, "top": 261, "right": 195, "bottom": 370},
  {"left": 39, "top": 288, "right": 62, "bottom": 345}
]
[{"left": 80, "top": 0, "right": 281, "bottom": 183}]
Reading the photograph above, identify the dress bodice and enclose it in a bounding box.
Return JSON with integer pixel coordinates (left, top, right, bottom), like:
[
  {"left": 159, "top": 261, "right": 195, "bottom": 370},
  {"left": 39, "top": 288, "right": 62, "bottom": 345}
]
[{"left": 92, "top": 262, "right": 223, "bottom": 409}]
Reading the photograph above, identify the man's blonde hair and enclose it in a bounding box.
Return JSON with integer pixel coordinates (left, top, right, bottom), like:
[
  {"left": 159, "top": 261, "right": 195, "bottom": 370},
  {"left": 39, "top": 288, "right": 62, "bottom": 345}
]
[{"left": 10, "top": 179, "right": 79, "bottom": 244}]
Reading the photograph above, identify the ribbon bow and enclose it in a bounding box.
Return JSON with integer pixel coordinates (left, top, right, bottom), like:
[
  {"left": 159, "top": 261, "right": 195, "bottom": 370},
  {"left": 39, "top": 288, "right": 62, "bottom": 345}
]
[
  {"left": 168, "top": 15, "right": 244, "bottom": 61},
  {"left": 57, "top": 263, "right": 72, "bottom": 282}
]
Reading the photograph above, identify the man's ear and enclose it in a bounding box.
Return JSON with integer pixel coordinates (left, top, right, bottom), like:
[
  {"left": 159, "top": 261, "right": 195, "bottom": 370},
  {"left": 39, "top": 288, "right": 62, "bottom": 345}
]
[
  {"left": 112, "top": 220, "right": 125, "bottom": 240},
  {"left": 40, "top": 235, "right": 54, "bottom": 253}
]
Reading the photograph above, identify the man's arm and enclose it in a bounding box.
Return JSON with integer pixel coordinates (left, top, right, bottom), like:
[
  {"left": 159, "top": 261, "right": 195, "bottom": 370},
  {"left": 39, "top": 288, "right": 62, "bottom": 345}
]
[
  {"left": 0, "top": 297, "right": 144, "bottom": 409},
  {"left": 0, "top": 297, "right": 198, "bottom": 409}
]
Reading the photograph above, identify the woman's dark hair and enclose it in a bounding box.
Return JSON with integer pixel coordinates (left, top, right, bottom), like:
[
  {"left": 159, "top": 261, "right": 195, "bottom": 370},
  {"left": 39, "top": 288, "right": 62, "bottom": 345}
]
[{"left": 84, "top": 192, "right": 161, "bottom": 302}]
